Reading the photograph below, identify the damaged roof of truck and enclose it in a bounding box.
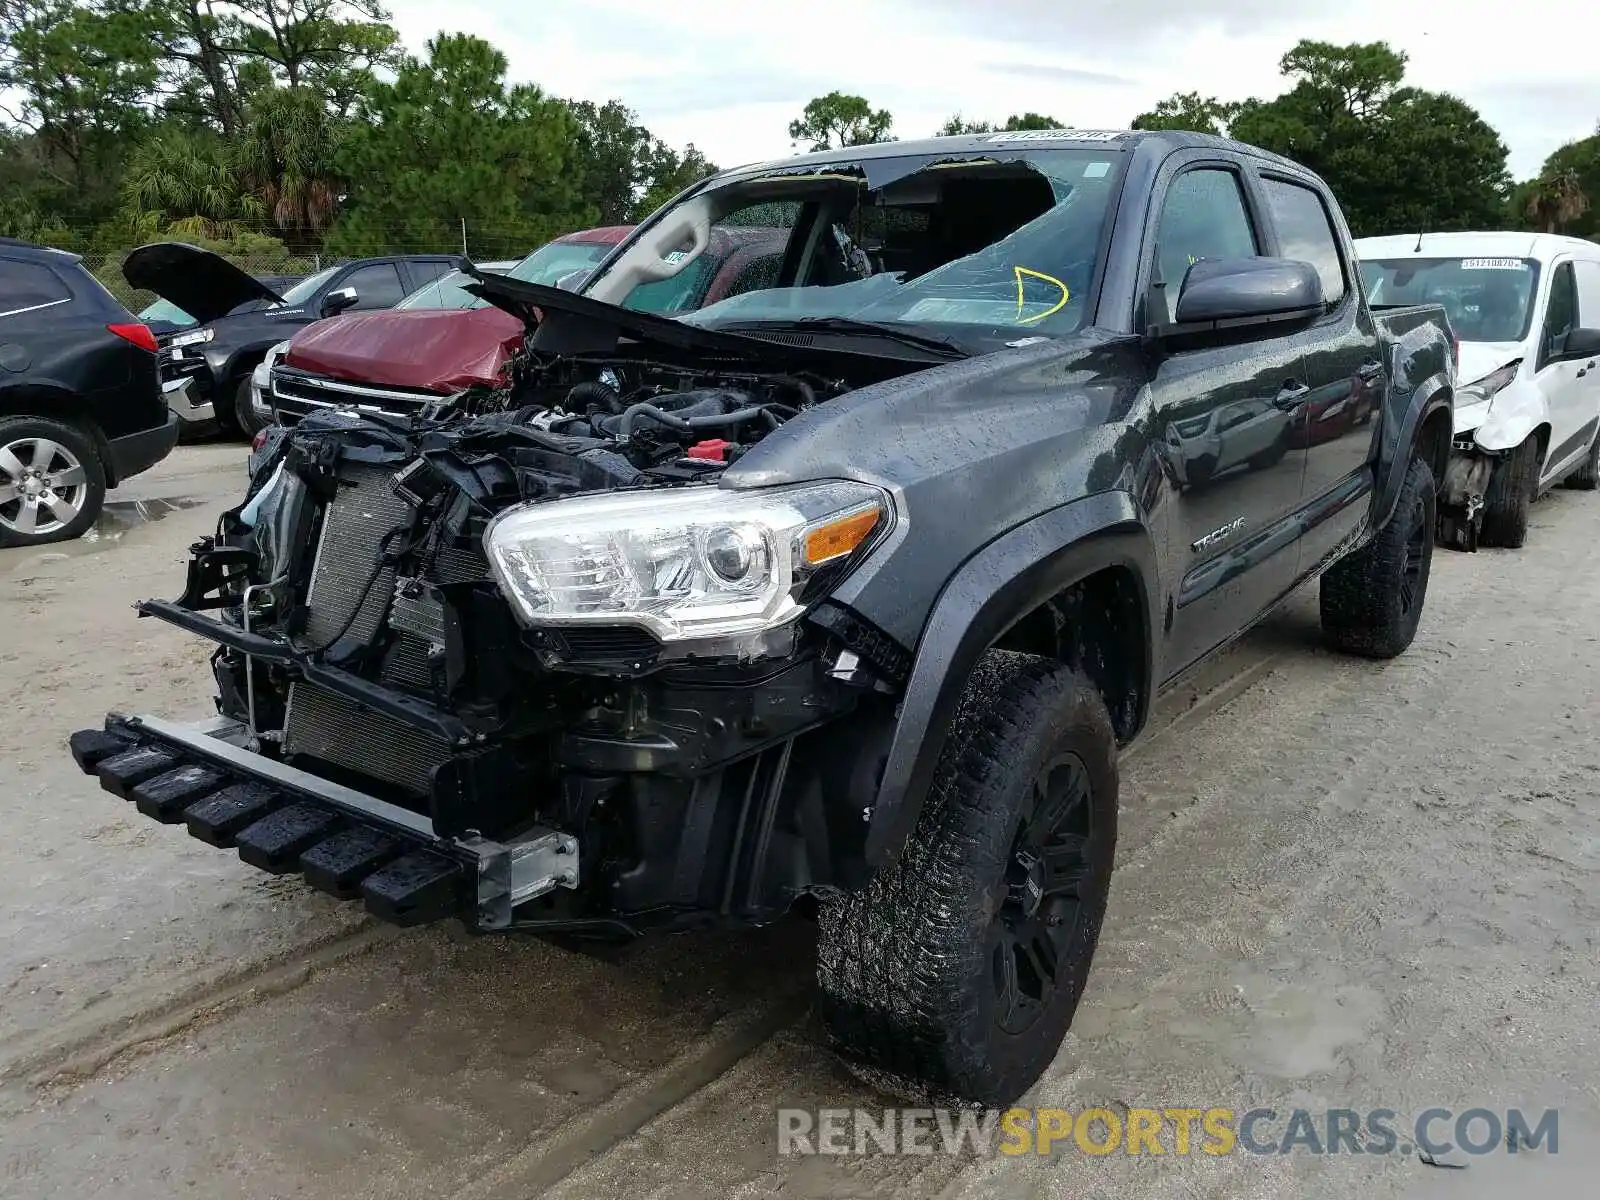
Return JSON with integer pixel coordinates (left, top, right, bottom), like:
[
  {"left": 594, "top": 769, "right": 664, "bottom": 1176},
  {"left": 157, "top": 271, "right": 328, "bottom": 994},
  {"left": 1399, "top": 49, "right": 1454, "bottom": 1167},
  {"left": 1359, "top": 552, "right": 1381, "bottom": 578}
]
[
  {"left": 718, "top": 129, "right": 1137, "bottom": 188},
  {"left": 709, "top": 127, "right": 1315, "bottom": 190}
]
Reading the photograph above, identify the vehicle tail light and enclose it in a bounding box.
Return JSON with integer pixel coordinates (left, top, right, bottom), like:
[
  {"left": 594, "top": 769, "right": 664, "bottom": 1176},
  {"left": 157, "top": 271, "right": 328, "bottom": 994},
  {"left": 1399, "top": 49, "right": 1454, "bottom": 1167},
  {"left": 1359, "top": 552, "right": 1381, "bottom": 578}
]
[
  {"left": 108, "top": 322, "right": 159, "bottom": 353},
  {"left": 251, "top": 429, "right": 271, "bottom": 451}
]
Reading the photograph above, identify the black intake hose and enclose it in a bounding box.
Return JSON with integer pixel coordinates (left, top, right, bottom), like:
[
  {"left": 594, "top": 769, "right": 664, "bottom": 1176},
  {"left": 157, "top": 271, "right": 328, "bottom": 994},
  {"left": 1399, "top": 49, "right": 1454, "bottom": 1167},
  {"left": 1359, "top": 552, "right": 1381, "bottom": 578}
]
[
  {"left": 566, "top": 380, "right": 623, "bottom": 413},
  {"left": 617, "top": 402, "right": 775, "bottom": 437}
]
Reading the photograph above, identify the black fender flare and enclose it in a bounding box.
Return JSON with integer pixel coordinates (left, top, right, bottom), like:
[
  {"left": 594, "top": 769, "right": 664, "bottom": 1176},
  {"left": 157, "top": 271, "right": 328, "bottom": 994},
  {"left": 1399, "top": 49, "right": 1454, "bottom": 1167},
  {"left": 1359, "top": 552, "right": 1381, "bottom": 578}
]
[
  {"left": 863, "top": 490, "right": 1159, "bottom": 866},
  {"left": 1374, "top": 377, "right": 1452, "bottom": 529}
]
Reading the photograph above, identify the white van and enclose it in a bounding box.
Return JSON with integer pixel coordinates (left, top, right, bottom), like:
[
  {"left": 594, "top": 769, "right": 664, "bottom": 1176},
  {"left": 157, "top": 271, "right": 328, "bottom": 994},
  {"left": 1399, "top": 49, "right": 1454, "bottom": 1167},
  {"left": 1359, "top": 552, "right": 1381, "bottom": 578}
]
[{"left": 1356, "top": 232, "right": 1600, "bottom": 549}]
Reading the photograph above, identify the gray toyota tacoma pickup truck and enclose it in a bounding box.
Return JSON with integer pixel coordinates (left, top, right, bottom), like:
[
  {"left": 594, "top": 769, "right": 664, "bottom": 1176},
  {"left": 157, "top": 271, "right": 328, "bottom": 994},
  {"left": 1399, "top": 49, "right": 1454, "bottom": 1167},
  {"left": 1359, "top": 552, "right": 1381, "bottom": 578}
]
[{"left": 72, "top": 130, "right": 1455, "bottom": 1104}]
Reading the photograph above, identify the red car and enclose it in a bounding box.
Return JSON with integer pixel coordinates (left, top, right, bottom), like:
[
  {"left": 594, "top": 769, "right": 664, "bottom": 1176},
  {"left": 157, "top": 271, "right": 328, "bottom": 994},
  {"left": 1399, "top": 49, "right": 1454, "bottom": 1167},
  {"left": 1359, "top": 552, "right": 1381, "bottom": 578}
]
[{"left": 269, "top": 225, "right": 788, "bottom": 421}]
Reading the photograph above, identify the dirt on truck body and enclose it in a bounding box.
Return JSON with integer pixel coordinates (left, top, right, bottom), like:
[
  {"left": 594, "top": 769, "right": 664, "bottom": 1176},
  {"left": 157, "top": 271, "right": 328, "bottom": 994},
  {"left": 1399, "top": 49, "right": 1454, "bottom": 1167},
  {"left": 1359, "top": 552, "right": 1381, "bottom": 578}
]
[{"left": 73, "top": 129, "right": 1454, "bottom": 1105}]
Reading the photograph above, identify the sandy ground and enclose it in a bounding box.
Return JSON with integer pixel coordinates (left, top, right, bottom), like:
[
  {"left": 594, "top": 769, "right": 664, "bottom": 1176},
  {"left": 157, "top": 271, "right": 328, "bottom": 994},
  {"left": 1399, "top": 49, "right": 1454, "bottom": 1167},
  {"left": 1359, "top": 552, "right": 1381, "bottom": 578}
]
[{"left": 1, "top": 445, "right": 1595, "bottom": 1198}]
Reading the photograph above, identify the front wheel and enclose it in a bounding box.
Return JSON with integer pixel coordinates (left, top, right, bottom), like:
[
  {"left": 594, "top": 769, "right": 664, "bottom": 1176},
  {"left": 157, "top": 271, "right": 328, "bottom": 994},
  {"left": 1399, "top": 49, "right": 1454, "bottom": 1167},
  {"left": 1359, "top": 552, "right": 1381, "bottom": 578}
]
[
  {"left": 234, "top": 374, "right": 269, "bottom": 439},
  {"left": 817, "top": 650, "right": 1118, "bottom": 1104},
  {"left": 1479, "top": 435, "right": 1538, "bottom": 547},
  {"left": 1320, "top": 455, "right": 1435, "bottom": 659},
  {"left": 0, "top": 415, "right": 107, "bottom": 548}
]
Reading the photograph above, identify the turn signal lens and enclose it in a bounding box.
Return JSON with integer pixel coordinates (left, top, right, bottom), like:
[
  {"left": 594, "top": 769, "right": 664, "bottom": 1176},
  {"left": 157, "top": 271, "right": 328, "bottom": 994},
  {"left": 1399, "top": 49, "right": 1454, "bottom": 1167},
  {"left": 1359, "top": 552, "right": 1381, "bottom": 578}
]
[
  {"left": 803, "top": 505, "right": 881, "bottom": 565},
  {"left": 107, "top": 322, "right": 158, "bottom": 353}
]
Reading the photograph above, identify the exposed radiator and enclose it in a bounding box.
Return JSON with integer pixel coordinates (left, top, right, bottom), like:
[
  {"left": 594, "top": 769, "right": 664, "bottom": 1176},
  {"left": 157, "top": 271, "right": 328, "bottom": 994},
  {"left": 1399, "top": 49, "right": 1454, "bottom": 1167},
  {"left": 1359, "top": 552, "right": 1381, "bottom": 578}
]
[
  {"left": 282, "top": 462, "right": 487, "bottom": 797},
  {"left": 282, "top": 683, "right": 452, "bottom": 797},
  {"left": 302, "top": 463, "right": 413, "bottom": 645}
]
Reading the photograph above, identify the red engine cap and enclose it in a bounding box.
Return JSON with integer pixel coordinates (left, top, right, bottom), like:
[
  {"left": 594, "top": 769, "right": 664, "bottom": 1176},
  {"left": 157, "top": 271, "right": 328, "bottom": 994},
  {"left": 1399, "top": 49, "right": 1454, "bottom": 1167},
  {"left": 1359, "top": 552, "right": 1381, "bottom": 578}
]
[{"left": 685, "top": 438, "right": 734, "bottom": 462}]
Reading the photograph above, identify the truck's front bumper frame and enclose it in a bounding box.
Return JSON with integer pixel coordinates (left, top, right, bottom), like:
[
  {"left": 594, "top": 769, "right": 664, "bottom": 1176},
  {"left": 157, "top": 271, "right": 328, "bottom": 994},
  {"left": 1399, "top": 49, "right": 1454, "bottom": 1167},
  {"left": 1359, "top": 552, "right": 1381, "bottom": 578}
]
[{"left": 71, "top": 713, "right": 581, "bottom": 932}]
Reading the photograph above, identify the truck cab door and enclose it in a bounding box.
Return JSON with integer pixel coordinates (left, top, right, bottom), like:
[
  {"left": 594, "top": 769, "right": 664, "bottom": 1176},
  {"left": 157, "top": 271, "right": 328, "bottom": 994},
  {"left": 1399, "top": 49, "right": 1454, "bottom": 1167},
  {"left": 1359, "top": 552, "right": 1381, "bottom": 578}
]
[
  {"left": 1143, "top": 162, "right": 1309, "bottom": 678},
  {"left": 1253, "top": 174, "right": 1379, "bottom": 578},
  {"left": 1533, "top": 259, "right": 1588, "bottom": 480}
]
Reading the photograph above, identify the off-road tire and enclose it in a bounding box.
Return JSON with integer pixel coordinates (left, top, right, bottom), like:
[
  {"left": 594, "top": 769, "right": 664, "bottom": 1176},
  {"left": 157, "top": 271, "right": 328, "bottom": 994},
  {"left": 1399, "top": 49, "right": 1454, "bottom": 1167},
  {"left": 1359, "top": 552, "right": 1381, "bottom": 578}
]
[
  {"left": 1479, "top": 435, "right": 1538, "bottom": 547},
  {"left": 1563, "top": 431, "right": 1599, "bottom": 491},
  {"left": 205, "top": 374, "right": 241, "bottom": 438},
  {"left": 817, "top": 650, "right": 1118, "bottom": 1105},
  {"left": 234, "top": 373, "right": 268, "bottom": 439},
  {"left": 1320, "top": 455, "right": 1435, "bottom": 659},
  {"left": 0, "top": 415, "right": 106, "bottom": 548}
]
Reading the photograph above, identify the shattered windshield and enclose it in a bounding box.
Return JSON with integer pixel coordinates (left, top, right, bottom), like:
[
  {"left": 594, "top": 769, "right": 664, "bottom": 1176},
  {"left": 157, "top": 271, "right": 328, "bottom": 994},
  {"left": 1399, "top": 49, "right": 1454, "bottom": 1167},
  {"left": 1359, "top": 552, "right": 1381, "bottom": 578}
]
[
  {"left": 1360, "top": 257, "right": 1541, "bottom": 343},
  {"left": 589, "top": 147, "right": 1127, "bottom": 350}
]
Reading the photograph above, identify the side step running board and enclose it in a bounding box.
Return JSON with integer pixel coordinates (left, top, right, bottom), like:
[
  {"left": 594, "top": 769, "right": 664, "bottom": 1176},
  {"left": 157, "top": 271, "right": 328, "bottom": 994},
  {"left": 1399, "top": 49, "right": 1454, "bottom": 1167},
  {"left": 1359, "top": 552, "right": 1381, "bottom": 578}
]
[{"left": 70, "top": 715, "right": 578, "bottom": 931}]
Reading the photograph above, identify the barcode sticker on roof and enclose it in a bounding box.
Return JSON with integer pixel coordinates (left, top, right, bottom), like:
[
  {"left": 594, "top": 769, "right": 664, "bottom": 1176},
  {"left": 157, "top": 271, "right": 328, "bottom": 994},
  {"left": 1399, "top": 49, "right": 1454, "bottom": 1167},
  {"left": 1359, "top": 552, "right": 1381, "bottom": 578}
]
[
  {"left": 1460, "top": 258, "right": 1527, "bottom": 270},
  {"left": 984, "top": 129, "right": 1123, "bottom": 143}
]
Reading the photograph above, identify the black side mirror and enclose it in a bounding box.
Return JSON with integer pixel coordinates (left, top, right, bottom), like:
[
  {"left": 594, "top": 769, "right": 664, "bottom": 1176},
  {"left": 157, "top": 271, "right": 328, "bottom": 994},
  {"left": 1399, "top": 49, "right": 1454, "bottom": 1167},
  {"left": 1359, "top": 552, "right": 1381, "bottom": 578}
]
[
  {"left": 1167, "top": 257, "right": 1325, "bottom": 334},
  {"left": 320, "top": 286, "right": 358, "bottom": 318},
  {"left": 1560, "top": 326, "right": 1600, "bottom": 361}
]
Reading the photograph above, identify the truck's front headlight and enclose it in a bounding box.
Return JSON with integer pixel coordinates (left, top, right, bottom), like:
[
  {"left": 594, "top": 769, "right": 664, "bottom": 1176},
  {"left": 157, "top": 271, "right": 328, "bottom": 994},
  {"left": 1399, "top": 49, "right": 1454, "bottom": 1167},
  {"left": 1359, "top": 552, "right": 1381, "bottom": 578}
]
[
  {"left": 169, "top": 326, "right": 215, "bottom": 348},
  {"left": 253, "top": 339, "right": 290, "bottom": 388},
  {"left": 484, "top": 481, "right": 891, "bottom": 643}
]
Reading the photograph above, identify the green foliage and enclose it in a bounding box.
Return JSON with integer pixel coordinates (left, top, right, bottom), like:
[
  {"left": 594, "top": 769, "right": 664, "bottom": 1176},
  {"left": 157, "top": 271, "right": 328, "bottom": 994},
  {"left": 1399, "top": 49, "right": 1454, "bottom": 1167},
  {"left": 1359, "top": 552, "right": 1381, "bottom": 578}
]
[
  {"left": 225, "top": 0, "right": 400, "bottom": 113},
  {"left": 1132, "top": 92, "right": 1238, "bottom": 136},
  {"left": 566, "top": 100, "right": 718, "bottom": 225},
  {"left": 938, "top": 112, "right": 1065, "bottom": 136},
  {"left": 0, "top": 0, "right": 167, "bottom": 202},
  {"left": 1513, "top": 136, "right": 1600, "bottom": 236},
  {"left": 1001, "top": 113, "right": 1064, "bottom": 132},
  {"left": 119, "top": 129, "right": 263, "bottom": 235},
  {"left": 789, "top": 92, "right": 894, "bottom": 152},
  {"left": 327, "top": 33, "right": 585, "bottom": 259},
  {"left": 1138, "top": 40, "right": 1511, "bottom": 237},
  {"left": 634, "top": 143, "right": 717, "bottom": 220},
  {"left": 236, "top": 85, "right": 345, "bottom": 248}
]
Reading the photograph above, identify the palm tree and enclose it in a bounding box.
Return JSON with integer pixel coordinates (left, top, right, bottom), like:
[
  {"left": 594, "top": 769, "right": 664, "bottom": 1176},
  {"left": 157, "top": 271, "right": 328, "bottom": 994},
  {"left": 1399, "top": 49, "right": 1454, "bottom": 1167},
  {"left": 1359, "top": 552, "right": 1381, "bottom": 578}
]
[
  {"left": 120, "top": 132, "right": 263, "bottom": 238},
  {"left": 235, "top": 87, "right": 343, "bottom": 253},
  {"left": 1524, "top": 168, "right": 1589, "bottom": 233}
]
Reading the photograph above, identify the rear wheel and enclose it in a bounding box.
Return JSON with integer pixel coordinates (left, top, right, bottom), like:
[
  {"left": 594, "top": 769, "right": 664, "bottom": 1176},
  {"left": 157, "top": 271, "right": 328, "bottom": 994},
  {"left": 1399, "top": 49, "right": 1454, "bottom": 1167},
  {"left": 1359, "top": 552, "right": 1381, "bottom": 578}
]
[
  {"left": 1479, "top": 435, "right": 1538, "bottom": 547},
  {"left": 1563, "top": 431, "right": 1599, "bottom": 491},
  {"left": 0, "top": 415, "right": 106, "bottom": 548},
  {"left": 817, "top": 650, "right": 1118, "bottom": 1104},
  {"left": 1320, "top": 455, "right": 1435, "bottom": 659}
]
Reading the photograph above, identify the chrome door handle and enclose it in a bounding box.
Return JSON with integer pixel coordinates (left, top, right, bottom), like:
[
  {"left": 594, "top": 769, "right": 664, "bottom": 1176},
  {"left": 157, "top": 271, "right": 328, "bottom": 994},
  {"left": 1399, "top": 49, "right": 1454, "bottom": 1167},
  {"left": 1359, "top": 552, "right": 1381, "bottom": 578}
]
[
  {"left": 1273, "top": 382, "right": 1311, "bottom": 410},
  {"left": 1357, "top": 360, "right": 1384, "bottom": 381}
]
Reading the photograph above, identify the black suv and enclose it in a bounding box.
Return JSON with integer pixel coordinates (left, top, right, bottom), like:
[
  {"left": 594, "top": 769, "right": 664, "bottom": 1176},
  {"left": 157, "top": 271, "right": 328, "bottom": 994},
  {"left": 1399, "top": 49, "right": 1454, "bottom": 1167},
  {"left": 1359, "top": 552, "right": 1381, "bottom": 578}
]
[
  {"left": 0, "top": 239, "right": 176, "bottom": 548},
  {"left": 123, "top": 244, "right": 459, "bottom": 439}
]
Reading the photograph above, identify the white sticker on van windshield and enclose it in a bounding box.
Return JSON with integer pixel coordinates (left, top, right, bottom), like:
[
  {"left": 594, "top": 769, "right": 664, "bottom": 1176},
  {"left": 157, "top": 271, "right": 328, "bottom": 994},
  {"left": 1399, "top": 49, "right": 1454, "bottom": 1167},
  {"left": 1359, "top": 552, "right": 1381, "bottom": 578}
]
[
  {"left": 1083, "top": 161, "right": 1110, "bottom": 178},
  {"left": 1460, "top": 258, "right": 1527, "bottom": 270}
]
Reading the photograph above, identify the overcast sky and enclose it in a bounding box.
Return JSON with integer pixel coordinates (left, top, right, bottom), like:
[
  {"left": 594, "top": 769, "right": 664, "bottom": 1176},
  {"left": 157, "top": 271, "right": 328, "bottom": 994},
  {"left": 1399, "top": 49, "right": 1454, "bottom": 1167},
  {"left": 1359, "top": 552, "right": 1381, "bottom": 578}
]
[{"left": 388, "top": 0, "right": 1593, "bottom": 181}]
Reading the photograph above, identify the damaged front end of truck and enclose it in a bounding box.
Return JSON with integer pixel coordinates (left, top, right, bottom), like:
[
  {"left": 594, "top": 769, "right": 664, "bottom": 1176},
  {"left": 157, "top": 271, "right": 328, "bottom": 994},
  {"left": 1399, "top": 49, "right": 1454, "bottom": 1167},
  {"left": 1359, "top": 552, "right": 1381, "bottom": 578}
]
[{"left": 72, "top": 275, "right": 924, "bottom": 939}]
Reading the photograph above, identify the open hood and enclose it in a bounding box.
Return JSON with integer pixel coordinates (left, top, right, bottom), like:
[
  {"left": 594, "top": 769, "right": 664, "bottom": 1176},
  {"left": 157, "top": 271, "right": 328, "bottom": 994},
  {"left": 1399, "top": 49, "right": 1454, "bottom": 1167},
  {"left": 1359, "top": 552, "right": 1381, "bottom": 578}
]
[
  {"left": 459, "top": 263, "right": 931, "bottom": 372},
  {"left": 123, "top": 242, "right": 286, "bottom": 326}
]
